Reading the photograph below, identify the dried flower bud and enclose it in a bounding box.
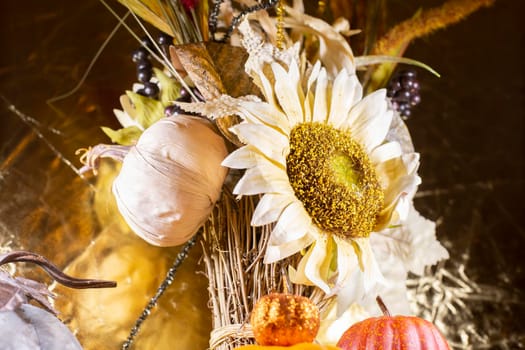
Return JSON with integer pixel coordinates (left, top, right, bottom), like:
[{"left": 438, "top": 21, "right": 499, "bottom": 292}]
[{"left": 112, "top": 114, "right": 228, "bottom": 246}]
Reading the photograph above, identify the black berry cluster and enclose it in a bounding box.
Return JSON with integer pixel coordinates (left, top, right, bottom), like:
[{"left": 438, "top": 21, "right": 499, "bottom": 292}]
[
  {"left": 131, "top": 34, "right": 174, "bottom": 99},
  {"left": 387, "top": 69, "right": 421, "bottom": 118}
]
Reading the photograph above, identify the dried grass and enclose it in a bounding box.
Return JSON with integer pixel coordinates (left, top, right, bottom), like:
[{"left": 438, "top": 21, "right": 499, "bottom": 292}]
[{"left": 201, "top": 188, "right": 327, "bottom": 350}]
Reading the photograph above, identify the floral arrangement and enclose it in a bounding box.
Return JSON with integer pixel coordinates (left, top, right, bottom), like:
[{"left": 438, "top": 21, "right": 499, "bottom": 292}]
[{"left": 1, "top": 0, "right": 498, "bottom": 349}]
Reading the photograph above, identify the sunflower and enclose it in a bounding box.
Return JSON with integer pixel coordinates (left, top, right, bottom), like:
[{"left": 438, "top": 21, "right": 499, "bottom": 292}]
[{"left": 215, "top": 57, "right": 421, "bottom": 311}]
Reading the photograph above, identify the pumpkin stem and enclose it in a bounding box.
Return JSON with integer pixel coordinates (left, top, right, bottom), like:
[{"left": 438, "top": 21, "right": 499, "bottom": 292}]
[{"left": 376, "top": 296, "right": 391, "bottom": 317}]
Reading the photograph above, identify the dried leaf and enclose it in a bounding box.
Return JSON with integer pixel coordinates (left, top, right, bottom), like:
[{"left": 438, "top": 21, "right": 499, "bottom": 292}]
[
  {"left": 153, "top": 68, "right": 181, "bottom": 105},
  {"left": 117, "top": 0, "right": 174, "bottom": 37},
  {"left": 0, "top": 304, "right": 83, "bottom": 350},
  {"left": 172, "top": 43, "right": 226, "bottom": 100},
  {"left": 125, "top": 91, "right": 165, "bottom": 129},
  {"left": 0, "top": 272, "right": 54, "bottom": 313},
  {"left": 205, "top": 42, "right": 262, "bottom": 98},
  {"left": 101, "top": 126, "right": 142, "bottom": 146},
  {"left": 172, "top": 43, "right": 249, "bottom": 146}
]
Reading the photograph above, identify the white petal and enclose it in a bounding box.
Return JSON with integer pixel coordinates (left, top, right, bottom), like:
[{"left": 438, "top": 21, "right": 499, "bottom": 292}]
[
  {"left": 333, "top": 236, "right": 360, "bottom": 291},
  {"left": 231, "top": 123, "right": 288, "bottom": 166},
  {"left": 378, "top": 174, "right": 421, "bottom": 227},
  {"left": 272, "top": 62, "right": 304, "bottom": 125},
  {"left": 327, "top": 70, "right": 360, "bottom": 129},
  {"left": 264, "top": 234, "right": 315, "bottom": 263},
  {"left": 348, "top": 89, "right": 393, "bottom": 151},
  {"left": 335, "top": 269, "right": 365, "bottom": 315},
  {"left": 251, "top": 193, "right": 294, "bottom": 226},
  {"left": 312, "top": 68, "right": 328, "bottom": 123},
  {"left": 269, "top": 201, "right": 312, "bottom": 245},
  {"left": 239, "top": 101, "right": 291, "bottom": 135},
  {"left": 397, "top": 206, "right": 449, "bottom": 275},
  {"left": 233, "top": 162, "right": 291, "bottom": 196},
  {"left": 221, "top": 145, "right": 258, "bottom": 169},
  {"left": 370, "top": 141, "right": 403, "bottom": 166},
  {"left": 317, "top": 301, "right": 369, "bottom": 345},
  {"left": 304, "top": 236, "right": 333, "bottom": 293},
  {"left": 354, "top": 238, "right": 386, "bottom": 293}
]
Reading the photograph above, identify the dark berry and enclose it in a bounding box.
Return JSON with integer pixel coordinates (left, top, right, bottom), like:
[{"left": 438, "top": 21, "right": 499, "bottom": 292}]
[
  {"left": 394, "top": 90, "right": 411, "bottom": 102},
  {"left": 400, "top": 69, "right": 416, "bottom": 78},
  {"left": 136, "top": 88, "right": 147, "bottom": 97},
  {"left": 143, "top": 82, "right": 159, "bottom": 98},
  {"left": 177, "top": 88, "right": 192, "bottom": 102},
  {"left": 158, "top": 33, "right": 173, "bottom": 46},
  {"left": 137, "top": 68, "right": 152, "bottom": 83},
  {"left": 165, "top": 105, "right": 183, "bottom": 117},
  {"left": 387, "top": 68, "right": 422, "bottom": 118},
  {"left": 132, "top": 47, "right": 149, "bottom": 63},
  {"left": 401, "top": 76, "right": 415, "bottom": 89},
  {"left": 136, "top": 59, "right": 152, "bottom": 71},
  {"left": 410, "top": 94, "right": 421, "bottom": 106}
]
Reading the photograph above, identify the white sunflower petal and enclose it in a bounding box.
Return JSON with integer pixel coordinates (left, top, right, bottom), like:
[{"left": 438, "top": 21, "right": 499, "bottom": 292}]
[
  {"left": 289, "top": 252, "right": 313, "bottom": 286},
  {"left": 304, "top": 236, "right": 333, "bottom": 293},
  {"left": 272, "top": 62, "right": 304, "bottom": 125},
  {"left": 335, "top": 269, "right": 365, "bottom": 316},
  {"left": 304, "top": 62, "right": 322, "bottom": 122},
  {"left": 370, "top": 141, "right": 403, "bottom": 165},
  {"left": 264, "top": 233, "right": 315, "bottom": 263},
  {"left": 333, "top": 236, "right": 359, "bottom": 291},
  {"left": 354, "top": 238, "right": 386, "bottom": 293},
  {"left": 269, "top": 201, "right": 312, "bottom": 245},
  {"left": 239, "top": 101, "right": 291, "bottom": 135},
  {"left": 221, "top": 145, "right": 258, "bottom": 169},
  {"left": 231, "top": 123, "right": 288, "bottom": 166},
  {"left": 252, "top": 193, "right": 295, "bottom": 226},
  {"left": 327, "top": 70, "right": 360, "bottom": 129},
  {"left": 233, "top": 162, "right": 291, "bottom": 196},
  {"left": 312, "top": 68, "right": 328, "bottom": 123},
  {"left": 306, "top": 61, "right": 322, "bottom": 92},
  {"left": 348, "top": 89, "right": 392, "bottom": 151}
]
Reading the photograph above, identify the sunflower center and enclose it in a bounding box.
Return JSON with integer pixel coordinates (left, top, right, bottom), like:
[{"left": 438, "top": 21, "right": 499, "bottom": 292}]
[{"left": 286, "top": 122, "right": 384, "bottom": 238}]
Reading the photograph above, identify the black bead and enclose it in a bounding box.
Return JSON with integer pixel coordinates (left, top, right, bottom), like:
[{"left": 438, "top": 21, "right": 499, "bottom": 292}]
[
  {"left": 158, "top": 33, "right": 173, "bottom": 46},
  {"left": 132, "top": 47, "right": 149, "bottom": 63},
  {"left": 394, "top": 90, "right": 411, "bottom": 102},
  {"left": 400, "top": 69, "right": 417, "bottom": 78},
  {"left": 136, "top": 59, "right": 152, "bottom": 71},
  {"left": 177, "top": 88, "right": 192, "bottom": 102},
  {"left": 165, "top": 105, "right": 183, "bottom": 117},
  {"left": 401, "top": 76, "right": 415, "bottom": 89},
  {"left": 137, "top": 69, "right": 152, "bottom": 83},
  {"left": 410, "top": 94, "right": 421, "bottom": 106},
  {"left": 143, "top": 82, "right": 159, "bottom": 98}
]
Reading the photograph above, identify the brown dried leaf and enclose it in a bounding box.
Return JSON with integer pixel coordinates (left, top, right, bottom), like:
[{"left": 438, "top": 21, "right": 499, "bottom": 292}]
[
  {"left": 0, "top": 271, "right": 55, "bottom": 313},
  {"left": 171, "top": 43, "right": 253, "bottom": 147},
  {"left": 172, "top": 43, "right": 226, "bottom": 100}
]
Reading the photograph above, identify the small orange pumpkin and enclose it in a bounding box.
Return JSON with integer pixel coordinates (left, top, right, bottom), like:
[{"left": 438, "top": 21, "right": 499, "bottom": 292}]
[
  {"left": 235, "top": 343, "right": 341, "bottom": 350},
  {"left": 250, "top": 292, "right": 320, "bottom": 346},
  {"left": 337, "top": 297, "right": 450, "bottom": 350}
]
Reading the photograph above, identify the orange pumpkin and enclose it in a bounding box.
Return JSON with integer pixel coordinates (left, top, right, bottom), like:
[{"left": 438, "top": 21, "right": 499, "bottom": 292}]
[
  {"left": 337, "top": 297, "right": 450, "bottom": 350},
  {"left": 235, "top": 343, "right": 341, "bottom": 350},
  {"left": 250, "top": 292, "right": 320, "bottom": 346}
]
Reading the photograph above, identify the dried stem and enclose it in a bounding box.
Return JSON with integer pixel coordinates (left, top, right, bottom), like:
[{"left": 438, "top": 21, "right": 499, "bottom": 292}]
[
  {"left": 0, "top": 251, "right": 116, "bottom": 289},
  {"left": 202, "top": 189, "right": 327, "bottom": 350}
]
